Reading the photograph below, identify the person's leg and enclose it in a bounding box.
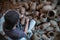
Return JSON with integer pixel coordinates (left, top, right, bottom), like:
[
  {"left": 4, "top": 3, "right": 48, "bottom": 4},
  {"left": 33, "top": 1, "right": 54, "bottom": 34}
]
[
  {"left": 27, "top": 19, "right": 36, "bottom": 38},
  {"left": 28, "top": 19, "right": 36, "bottom": 33}
]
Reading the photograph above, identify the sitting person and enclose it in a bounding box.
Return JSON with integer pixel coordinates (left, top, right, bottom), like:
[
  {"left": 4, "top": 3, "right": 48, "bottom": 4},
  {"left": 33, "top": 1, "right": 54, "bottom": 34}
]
[
  {"left": 3, "top": 10, "right": 29, "bottom": 40},
  {"left": 3, "top": 10, "right": 36, "bottom": 40}
]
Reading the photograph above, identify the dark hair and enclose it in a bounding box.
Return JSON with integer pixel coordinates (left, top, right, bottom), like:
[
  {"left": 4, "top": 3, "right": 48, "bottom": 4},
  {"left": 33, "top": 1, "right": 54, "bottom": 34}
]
[
  {"left": 4, "top": 10, "right": 19, "bottom": 30},
  {"left": 49, "top": 32, "right": 54, "bottom": 36},
  {"left": 48, "top": 11, "right": 55, "bottom": 17}
]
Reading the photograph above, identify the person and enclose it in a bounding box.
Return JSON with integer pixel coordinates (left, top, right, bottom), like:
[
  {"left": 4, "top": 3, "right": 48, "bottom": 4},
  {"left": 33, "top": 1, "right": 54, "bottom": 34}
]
[
  {"left": 3, "top": 10, "right": 29, "bottom": 40},
  {"left": 3, "top": 10, "right": 36, "bottom": 40}
]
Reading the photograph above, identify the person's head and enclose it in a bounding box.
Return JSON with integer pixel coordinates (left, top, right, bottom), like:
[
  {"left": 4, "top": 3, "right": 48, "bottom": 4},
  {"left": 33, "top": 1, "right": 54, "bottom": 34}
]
[
  {"left": 50, "top": 20, "right": 58, "bottom": 27},
  {"left": 48, "top": 10, "right": 56, "bottom": 20},
  {"left": 47, "top": 31, "right": 55, "bottom": 37},
  {"left": 4, "top": 10, "right": 19, "bottom": 30},
  {"left": 48, "top": 11, "right": 55, "bottom": 17},
  {"left": 40, "top": 13, "right": 47, "bottom": 22},
  {"left": 20, "top": 7, "right": 26, "bottom": 15},
  {"left": 42, "top": 5, "right": 52, "bottom": 11}
]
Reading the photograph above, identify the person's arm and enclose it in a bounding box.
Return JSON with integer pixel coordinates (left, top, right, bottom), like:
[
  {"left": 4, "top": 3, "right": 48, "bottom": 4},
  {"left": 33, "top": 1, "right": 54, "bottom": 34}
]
[{"left": 24, "top": 17, "right": 29, "bottom": 34}]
